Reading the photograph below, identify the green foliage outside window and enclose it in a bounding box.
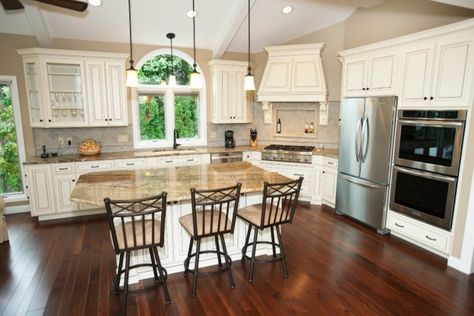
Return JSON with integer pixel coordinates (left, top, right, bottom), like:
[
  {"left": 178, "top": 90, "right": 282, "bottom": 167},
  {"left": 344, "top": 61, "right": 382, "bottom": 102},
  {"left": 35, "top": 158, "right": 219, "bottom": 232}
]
[
  {"left": 137, "top": 54, "right": 200, "bottom": 141},
  {"left": 138, "top": 55, "right": 193, "bottom": 85},
  {"left": 0, "top": 84, "right": 22, "bottom": 194}
]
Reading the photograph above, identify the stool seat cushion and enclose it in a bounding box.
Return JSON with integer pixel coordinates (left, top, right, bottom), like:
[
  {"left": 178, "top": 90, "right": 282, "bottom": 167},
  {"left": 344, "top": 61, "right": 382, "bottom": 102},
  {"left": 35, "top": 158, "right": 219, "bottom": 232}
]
[
  {"left": 114, "top": 219, "right": 161, "bottom": 250},
  {"left": 237, "top": 204, "right": 289, "bottom": 227},
  {"left": 179, "top": 211, "right": 232, "bottom": 237}
]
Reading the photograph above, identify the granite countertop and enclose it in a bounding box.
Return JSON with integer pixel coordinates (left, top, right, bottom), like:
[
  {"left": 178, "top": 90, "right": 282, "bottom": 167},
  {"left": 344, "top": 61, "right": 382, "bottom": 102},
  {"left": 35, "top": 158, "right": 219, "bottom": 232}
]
[
  {"left": 70, "top": 161, "right": 291, "bottom": 206},
  {"left": 24, "top": 145, "right": 338, "bottom": 164}
]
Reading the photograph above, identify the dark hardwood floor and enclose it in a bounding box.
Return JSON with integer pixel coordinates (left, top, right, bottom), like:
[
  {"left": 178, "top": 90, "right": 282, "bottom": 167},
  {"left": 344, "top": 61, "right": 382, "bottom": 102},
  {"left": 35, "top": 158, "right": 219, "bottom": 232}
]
[{"left": 1, "top": 204, "right": 473, "bottom": 315}]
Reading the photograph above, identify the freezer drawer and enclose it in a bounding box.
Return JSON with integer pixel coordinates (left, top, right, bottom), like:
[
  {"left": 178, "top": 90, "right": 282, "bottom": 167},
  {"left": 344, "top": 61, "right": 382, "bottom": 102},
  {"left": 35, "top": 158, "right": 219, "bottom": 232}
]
[{"left": 336, "top": 173, "right": 388, "bottom": 230}]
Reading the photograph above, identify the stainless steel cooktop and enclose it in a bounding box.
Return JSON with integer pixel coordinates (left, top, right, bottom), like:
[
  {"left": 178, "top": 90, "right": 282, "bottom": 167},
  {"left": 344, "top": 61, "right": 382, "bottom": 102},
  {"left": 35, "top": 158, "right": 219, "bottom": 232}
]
[{"left": 262, "top": 144, "right": 315, "bottom": 164}]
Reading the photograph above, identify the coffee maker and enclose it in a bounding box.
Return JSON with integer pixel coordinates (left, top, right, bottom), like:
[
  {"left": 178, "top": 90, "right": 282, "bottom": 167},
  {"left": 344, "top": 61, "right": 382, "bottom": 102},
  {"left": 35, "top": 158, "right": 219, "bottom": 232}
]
[{"left": 225, "top": 130, "right": 235, "bottom": 148}]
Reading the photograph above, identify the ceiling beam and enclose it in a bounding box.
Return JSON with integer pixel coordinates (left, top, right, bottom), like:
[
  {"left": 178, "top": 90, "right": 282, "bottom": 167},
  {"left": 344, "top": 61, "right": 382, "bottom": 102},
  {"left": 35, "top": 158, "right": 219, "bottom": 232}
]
[
  {"left": 212, "top": 0, "right": 256, "bottom": 58},
  {"left": 431, "top": 0, "right": 474, "bottom": 10},
  {"left": 24, "top": 3, "right": 52, "bottom": 47}
]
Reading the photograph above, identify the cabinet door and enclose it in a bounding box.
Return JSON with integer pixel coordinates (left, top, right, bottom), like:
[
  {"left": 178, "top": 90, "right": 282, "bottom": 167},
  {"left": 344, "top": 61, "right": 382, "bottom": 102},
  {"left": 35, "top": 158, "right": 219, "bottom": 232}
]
[
  {"left": 312, "top": 165, "right": 322, "bottom": 198},
  {"left": 42, "top": 58, "right": 89, "bottom": 127},
  {"left": 367, "top": 50, "right": 398, "bottom": 96},
  {"left": 321, "top": 167, "right": 337, "bottom": 206},
  {"left": 215, "top": 67, "right": 233, "bottom": 123},
  {"left": 431, "top": 36, "right": 473, "bottom": 108},
  {"left": 291, "top": 56, "right": 325, "bottom": 93},
  {"left": 342, "top": 56, "right": 368, "bottom": 97},
  {"left": 28, "top": 165, "right": 55, "bottom": 216},
  {"left": 106, "top": 61, "right": 128, "bottom": 126},
  {"left": 232, "top": 67, "right": 247, "bottom": 122},
  {"left": 259, "top": 57, "right": 292, "bottom": 92},
  {"left": 23, "top": 58, "right": 47, "bottom": 127},
  {"left": 398, "top": 42, "right": 435, "bottom": 108},
  {"left": 53, "top": 174, "right": 79, "bottom": 213},
  {"left": 86, "top": 61, "right": 109, "bottom": 126}
]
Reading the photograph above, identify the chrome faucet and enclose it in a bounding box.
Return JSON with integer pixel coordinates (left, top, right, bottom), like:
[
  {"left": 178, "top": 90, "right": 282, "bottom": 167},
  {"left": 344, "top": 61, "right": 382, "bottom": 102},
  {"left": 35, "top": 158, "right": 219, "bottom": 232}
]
[{"left": 173, "top": 129, "right": 181, "bottom": 149}]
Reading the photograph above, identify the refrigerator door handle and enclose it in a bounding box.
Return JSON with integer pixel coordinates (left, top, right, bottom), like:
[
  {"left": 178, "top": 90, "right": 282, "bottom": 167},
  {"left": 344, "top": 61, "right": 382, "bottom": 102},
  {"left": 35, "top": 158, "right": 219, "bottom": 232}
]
[
  {"left": 344, "top": 176, "right": 380, "bottom": 189},
  {"left": 355, "top": 118, "right": 363, "bottom": 162},
  {"left": 362, "top": 117, "right": 370, "bottom": 163}
]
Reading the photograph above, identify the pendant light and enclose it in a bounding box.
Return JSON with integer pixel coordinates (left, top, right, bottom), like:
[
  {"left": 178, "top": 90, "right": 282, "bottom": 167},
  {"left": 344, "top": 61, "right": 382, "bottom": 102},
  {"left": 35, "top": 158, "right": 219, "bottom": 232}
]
[
  {"left": 189, "top": 0, "right": 202, "bottom": 88},
  {"left": 244, "top": 0, "right": 255, "bottom": 91},
  {"left": 126, "top": 0, "right": 138, "bottom": 87},
  {"left": 167, "top": 33, "right": 177, "bottom": 86}
]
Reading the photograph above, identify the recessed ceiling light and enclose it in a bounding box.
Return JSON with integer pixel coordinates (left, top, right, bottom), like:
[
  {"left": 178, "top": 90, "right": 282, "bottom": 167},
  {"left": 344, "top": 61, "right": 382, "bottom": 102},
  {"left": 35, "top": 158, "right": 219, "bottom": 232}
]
[
  {"left": 281, "top": 6, "right": 293, "bottom": 14},
  {"left": 88, "top": 0, "right": 102, "bottom": 7},
  {"left": 186, "top": 10, "right": 197, "bottom": 18}
]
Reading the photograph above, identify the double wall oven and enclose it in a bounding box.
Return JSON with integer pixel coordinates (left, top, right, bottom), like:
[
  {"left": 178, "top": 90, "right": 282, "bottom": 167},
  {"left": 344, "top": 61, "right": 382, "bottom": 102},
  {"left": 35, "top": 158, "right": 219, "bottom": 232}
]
[{"left": 390, "top": 110, "right": 466, "bottom": 230}]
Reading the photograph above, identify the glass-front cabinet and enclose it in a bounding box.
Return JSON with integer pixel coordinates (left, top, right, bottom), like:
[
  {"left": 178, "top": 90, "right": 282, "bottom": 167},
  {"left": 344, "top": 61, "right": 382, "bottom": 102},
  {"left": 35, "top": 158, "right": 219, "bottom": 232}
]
[{"left": 18, "top": 48, "right": 128, "bottom": 128}]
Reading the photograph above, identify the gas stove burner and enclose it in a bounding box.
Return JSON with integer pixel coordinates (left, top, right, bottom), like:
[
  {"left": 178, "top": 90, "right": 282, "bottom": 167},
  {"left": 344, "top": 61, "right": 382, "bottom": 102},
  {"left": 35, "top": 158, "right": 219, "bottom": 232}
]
[{"left": 264, "top": 144, "right": 316, "bottom": 152}]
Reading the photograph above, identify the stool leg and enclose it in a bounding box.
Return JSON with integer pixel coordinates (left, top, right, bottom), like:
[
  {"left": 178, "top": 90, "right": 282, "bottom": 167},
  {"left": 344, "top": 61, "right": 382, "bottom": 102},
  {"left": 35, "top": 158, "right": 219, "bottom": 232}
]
[
  {"left": 270, "top": 226, "right": 277, "bottom": 259},
  {"left": 241, "top": 224, "right": 252, "bottom": 263},
  {"left": 149, "top": 248, "right": 159, "bottom": 282},
  {"left": 248, "top": 226, "right": 258, "bottom": 283},
  {"left": 121, "top": 251, "right": 131, "bottom": 316},
  {"left": 275, "top": 225, "right": 288, "bottom": 278},
  {"left": 114, "top": 252, "right": 124, "bottom": 294},
  {"left": 184, "top": 237, "right": 194, "bottom": 276},
  {"left": 215, "top": 235, "right": 223, "bottom": 270},
  {"left": 192, "top": 239, "right": 201, "bottom": 298},
  {"left": 220, "top": 234, "right": 235, "bottom": 289},
  {"left": 153, "top": 247, "right": 171, "bottom": 304}
]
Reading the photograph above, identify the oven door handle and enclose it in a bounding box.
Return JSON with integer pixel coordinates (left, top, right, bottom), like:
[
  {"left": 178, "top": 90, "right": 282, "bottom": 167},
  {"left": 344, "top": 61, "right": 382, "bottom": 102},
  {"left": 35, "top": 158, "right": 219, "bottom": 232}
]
[
  {"left": 393, "top": 166, "right": 457, "bottom": 183},
  {"left": 397, "top": 119, "right": 464, "bottom": 128}
]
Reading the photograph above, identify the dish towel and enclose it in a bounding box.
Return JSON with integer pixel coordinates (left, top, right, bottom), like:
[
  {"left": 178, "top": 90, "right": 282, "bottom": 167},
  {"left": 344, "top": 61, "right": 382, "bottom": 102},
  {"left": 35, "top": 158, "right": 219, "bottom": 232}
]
[{"left": 0, "top": 197, "right": 8, "bottom": 243}]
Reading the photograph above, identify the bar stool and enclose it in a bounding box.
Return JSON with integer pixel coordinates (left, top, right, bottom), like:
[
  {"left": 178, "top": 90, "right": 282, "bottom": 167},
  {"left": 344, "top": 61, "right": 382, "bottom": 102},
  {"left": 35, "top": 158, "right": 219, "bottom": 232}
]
[
  {"left": 104, "top": 193, "right": 170, "bottom": 315},
  {"left": 179, "top": 183, "right": 242, "bottom": 298},
  {"left": 237, "top": 177, "right": 303, "bottom": 282}
]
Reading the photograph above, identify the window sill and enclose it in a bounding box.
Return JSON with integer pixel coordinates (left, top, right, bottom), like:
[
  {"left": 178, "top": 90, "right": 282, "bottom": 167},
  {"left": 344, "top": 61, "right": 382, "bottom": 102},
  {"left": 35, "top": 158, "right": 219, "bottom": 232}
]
[{"left": 2, "top": 193, "right": 28, "bottom": 204}]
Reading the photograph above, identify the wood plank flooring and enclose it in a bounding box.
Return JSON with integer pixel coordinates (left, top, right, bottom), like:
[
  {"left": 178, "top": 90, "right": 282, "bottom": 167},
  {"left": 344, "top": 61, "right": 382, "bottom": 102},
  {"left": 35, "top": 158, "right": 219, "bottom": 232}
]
[{"left": 1, "top": 204, "right": 473, "bottom": 315}]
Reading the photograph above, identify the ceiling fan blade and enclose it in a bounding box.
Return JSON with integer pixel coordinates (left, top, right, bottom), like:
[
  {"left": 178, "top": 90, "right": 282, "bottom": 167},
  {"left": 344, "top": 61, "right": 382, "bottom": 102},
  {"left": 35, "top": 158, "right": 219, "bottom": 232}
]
[
  {"left": 1, "top": 0, "right": 24, "bottom": 10},
  {"left": 34, "top": 0, "right": 88, "bottom": 12}
]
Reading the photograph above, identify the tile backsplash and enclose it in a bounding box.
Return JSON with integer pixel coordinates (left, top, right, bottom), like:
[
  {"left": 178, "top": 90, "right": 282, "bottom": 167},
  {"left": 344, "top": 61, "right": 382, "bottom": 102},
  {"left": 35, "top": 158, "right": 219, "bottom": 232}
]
[{"left": 33, "top": 101, "right": 340, "bottom": 156}]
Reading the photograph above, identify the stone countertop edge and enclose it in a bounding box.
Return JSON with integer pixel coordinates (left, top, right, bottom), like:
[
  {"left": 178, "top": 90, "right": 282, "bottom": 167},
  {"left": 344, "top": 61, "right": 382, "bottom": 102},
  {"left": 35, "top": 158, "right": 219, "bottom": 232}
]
[{"left": 24, "top": 145, "right": 339, "bottom": 164}]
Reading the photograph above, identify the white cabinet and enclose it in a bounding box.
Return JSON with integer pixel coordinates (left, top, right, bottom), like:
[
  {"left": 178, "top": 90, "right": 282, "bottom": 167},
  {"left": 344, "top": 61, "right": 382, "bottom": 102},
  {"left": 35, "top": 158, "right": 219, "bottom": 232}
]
[
  {"left": 243, "top": 151, "right": 261, "bottom": 166},
  {"left": 53, "top": 173, "right": 79, "bottom": 213},
  {"left": 18, "top": 48, "right": 128, "bottom": 128},
  {"left": 26, "top": 164, "right": 55, "bottom": 216},
  {"left": 147, "top": 155, "right": 205, "bottom": 168},
  {"left": 115, "top": 158, "right": 147, "bottom": 170},
  {"left": 321, "top": 158, "right": 338, "bottom": 207},
  {"left": 387, "top": 210, "right": 451, "bottom": 256},
  {"left": 398, "top": 33, "right": 473, "bottom": 109},
  {"left": 341, "top": 49, "right": 398, "bottom": 97},
  {"left": 209, "top": 60, "right": 252, "bottom": 124},
  {"left": 258, "top": 44, "right": 327, "bottom": 103}
]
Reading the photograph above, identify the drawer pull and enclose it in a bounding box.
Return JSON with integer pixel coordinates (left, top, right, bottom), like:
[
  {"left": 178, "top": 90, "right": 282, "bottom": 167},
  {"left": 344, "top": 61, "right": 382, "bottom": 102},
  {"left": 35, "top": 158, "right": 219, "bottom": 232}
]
[
  {"left": 327, "top": 162, "right": 334, "bottom": 165},
  {"left": 90, "top": 165, "right": 100, "bottom": 169},
  {"left": 58, "top": 167, "right": 69, "bottom": 171},
  {"left": 187, "top": 159, "right": 195, "bottom": 162},
  {"left": 425, "top": 235, "right": 437, "bottom": 241},
  {"left": 394, "top": 223, "right": 405, "bottom": 228},
  {"left": 165, "top": 160, "right": 173, "bottom": 163},
  {"left": 126, "top": 163, "right": 135, "bottom": 166}
]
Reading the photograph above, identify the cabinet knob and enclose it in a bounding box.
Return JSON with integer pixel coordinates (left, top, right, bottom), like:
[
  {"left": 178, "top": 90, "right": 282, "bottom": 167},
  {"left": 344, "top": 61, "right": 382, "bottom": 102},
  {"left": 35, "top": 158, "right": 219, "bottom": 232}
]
[
  {"left": 72, "top": 179, "right": 75, "bottom": 182},
  {"left": 109, "top": 118, "right": 112, "bottom": 121},
  {"left": 105, "top": 118, "right": 108, "bottom": 121},
  {"left": 39, "top": 119, "right": 43, "bottom": 122},
  {"left": 430, "top": 96, "right": 434, "bottom": 100},
  {"left": 48, "top": 119, "right": 52, "bottom": 122},
  {"left": 423, "top": 97, "right": 428, "bottom": 100},
  {"left": 362, "top": 88, "right": 366, "bottom": 91},
  {"left": 322, "top": 171, "right": 325, "bottom": 174},
  {"left": 366, "top": 87, "right": 369, "bottom": 90}
]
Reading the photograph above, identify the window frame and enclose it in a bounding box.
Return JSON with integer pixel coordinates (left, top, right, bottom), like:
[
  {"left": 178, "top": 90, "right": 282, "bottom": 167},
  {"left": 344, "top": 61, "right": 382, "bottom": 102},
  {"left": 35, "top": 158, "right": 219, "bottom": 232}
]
[
  {"left": 131, "top": 49, "right": 207, "bottom": 150},
  {"left": 0, "top": 76, "right": 27, "bottom": 202}
]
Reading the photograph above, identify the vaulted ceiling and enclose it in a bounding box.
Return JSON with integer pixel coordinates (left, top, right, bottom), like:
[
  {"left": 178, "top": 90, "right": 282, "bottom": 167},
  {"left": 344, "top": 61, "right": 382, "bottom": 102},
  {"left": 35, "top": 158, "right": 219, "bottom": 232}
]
[{"left": 0, "top": 0, "right": 473, "bottom": 57}]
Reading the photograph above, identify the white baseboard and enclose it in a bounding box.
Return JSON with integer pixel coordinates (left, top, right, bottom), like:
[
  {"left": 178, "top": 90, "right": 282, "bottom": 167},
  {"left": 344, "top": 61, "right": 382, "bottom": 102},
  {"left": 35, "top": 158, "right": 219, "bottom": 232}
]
[
  {"left": 448, "top": 256, "right": 473, "bottom": 274},
  {"left": 4, "top": 204, "right": 30, "bottom": 215}
]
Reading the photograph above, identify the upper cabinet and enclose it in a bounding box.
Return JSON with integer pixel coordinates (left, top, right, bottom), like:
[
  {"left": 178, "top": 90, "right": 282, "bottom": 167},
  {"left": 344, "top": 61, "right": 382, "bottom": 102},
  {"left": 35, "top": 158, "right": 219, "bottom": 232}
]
[
  {"left": 398, "top": 33, "right": 473, "bottom": 109},
  {"left": 257, "top": 44, "right": 327, "bottom": 103},
  {"left": 17, "top": 48, "right": 129, "bottom": 128},
  {"left": 340, "top": 49, "right": 399, "bottom": 97},
  {"left": 209, "top": 60, "right": 252, "bottom": 124}
]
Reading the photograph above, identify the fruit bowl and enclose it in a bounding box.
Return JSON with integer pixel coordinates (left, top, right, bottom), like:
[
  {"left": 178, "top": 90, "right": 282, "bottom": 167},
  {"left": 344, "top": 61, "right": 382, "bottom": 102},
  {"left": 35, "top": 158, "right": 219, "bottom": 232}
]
[{"left": 79, "top": 139, "right": 101, "bottom": 156}]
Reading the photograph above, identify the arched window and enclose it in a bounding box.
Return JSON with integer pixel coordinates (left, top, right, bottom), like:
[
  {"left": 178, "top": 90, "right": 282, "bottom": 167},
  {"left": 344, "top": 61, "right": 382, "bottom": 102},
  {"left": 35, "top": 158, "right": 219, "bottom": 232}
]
[{"left": 132, "top": 49, "right": 206, "bottom": 149}]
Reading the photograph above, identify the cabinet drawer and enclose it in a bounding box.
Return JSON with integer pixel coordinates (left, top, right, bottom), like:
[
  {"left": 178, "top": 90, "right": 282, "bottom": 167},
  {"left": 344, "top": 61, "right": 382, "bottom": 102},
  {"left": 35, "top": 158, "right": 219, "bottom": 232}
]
[
  {"left": 53, "top": 163, "right": 75, "bottom": 173},
  {"left": 323, "top": 157, "right": 338, "bottom": 168},
  {"left": 115, "top": 159, "right": 146, "bottom": 169},
  {"left": 388, "top": 212, "right": 449, "bottom": 253},
  {"left": 76, "top": 160, "right": 114, "bottom": 171}
]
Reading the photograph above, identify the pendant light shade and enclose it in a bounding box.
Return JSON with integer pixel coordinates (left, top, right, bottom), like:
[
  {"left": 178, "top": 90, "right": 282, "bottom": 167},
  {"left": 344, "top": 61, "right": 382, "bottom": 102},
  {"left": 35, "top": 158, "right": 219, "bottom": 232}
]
[
  {"left": 244, "top": 0, "right": 255, "bottom": 91},
  {"left": 126, "top": 0, "right": 138, "bottom": 87},
  {"left": 190, "top": 0, "right": 202, "bottom": 89},
  {"left": 167, "top": 33, "right": 177, "bottom": 86}
]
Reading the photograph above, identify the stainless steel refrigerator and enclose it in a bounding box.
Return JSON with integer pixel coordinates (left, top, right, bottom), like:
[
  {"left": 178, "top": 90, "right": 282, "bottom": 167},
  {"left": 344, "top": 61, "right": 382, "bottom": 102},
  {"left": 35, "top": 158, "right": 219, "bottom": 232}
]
[{"left": 335, "top": 96, "right": 397, "bottom": 234}]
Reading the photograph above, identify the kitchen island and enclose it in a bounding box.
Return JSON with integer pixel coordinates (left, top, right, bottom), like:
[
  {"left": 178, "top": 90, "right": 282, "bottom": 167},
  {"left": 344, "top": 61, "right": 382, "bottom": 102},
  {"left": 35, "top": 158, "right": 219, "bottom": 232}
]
[{"left": 70, "top": 161, "right": 291, "bottom": 282}]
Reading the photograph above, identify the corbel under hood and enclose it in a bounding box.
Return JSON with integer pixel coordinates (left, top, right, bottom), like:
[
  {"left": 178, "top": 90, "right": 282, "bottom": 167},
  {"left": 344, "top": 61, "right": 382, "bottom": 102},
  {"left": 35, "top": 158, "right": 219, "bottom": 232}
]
[{"left": 257, "top": 43, "right": 328, "bottom": 104}]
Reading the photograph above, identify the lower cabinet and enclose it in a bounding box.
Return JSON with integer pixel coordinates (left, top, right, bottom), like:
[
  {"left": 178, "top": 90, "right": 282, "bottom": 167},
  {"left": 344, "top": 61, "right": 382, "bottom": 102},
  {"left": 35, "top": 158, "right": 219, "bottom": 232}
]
[
  {"left": 27, "top": 164, "right": 55, "bottom": 216},
  {"left": 321, "top": 165, "right": 337, "bottom": 207},
  {"left": 53, "top": 173, "right": 79, "bottom": 213}
]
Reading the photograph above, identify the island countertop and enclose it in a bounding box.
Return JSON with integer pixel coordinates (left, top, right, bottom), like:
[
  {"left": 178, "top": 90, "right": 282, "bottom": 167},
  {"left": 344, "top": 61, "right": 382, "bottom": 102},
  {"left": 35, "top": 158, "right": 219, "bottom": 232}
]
[{"left": 70, "top": 161, "right": 291, "bottom": 206}]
